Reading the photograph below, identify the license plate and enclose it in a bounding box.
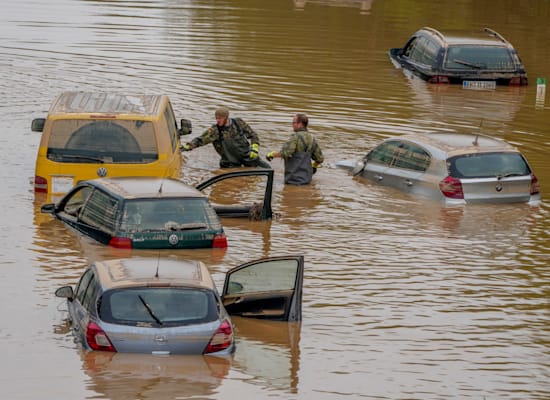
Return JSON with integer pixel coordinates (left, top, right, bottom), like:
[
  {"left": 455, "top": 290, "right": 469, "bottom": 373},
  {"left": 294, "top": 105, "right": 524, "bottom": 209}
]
[
  {"left": 462, "top": 80, "right": 496, "bottom": 90},
  {"left": 51, "top": 176, "right": 74, "bottom": 194}
]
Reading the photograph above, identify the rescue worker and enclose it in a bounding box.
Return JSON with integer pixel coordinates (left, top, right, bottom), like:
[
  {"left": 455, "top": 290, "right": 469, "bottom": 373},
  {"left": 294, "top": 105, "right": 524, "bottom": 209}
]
[
  {"left": 181, "top": 107, "right": 271, "bottom": 169},
  {"left": 266, "top": 113, "right": 324, "bottom": 185}
]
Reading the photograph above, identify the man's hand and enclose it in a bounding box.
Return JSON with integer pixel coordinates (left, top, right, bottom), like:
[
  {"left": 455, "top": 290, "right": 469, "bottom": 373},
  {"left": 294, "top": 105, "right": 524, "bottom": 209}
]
[
  {"left": 250, "top": 143, "right": 259, "bottom": 159},
  {"left": 181, "top": 143, "right": 192, "bottom": 151},
  {"left": 266, "top": 151, "right": 276, "bottom": 162}
]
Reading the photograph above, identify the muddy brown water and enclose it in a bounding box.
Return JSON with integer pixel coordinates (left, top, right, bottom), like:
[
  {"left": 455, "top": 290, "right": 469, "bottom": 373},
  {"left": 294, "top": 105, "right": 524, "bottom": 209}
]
[{"left": 1, "top": 0, "right": 549, "bottom": 399}]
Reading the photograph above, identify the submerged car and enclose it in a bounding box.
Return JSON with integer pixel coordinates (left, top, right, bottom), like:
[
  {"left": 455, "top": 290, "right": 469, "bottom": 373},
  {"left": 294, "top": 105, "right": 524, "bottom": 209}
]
[
  {"left": 389, "top": 27, "right": 528, "bottom": 87},
  {"left": 40, "top": 169, "right": 274, "bottom": 249},
  {"left": 31, "top": 91, "right": 192, "bottom": 195},
  {"left": 55, "top": 256, "right": 304, "bottom": 355},
  {"left": 335, "top": 132, "right": 540, "bottom": 204}
]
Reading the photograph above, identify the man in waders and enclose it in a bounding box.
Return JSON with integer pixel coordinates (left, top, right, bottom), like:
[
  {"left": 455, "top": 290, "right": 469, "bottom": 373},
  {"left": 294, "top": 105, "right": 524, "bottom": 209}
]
[
  {"left": 181, "top": 107, "right": 271, "bottom": 169},
  {"left": 266, "top": 113, "right": 324, "bottom": 185}
]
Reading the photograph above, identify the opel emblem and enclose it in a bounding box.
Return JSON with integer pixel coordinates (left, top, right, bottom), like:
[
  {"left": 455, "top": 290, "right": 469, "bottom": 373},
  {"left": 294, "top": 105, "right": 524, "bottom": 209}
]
[
  {"left": 154, "top": 335, "right": 167, "bottom": 344},
  {"left": 168, "top": 234, "right": 179, "bottom": 245},
  {"left": 495, "top": 184, "right": 503, "bottom": 192},
  {"left": 97, "top": 167, "right": 107, "bottom": 177}
]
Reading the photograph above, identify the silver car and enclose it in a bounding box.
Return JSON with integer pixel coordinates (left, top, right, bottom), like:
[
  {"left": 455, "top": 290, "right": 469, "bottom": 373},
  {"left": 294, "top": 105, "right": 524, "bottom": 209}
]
[
  {"left": 336, "top": 132, "right": 540, "bottom": 204},
  {"left": 55, "top": 256, "right": 303, "bottom": 355}
]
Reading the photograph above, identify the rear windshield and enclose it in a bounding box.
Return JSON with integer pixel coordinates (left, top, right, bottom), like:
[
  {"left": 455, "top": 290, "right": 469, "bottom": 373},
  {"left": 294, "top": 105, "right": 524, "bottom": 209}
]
[
  {"left": 46, "top": 119, "right": 158, "bottom": 163},
  {"left": 99, "top": 287, "right": 218, "bottom": 327},
  {"left": 119, "top": 198, "right": 222, "bottom": 232},
  {"left": 444, "top": 46, "right": 515, "bottom": 71},
  {"left": 448, "top": 152, "right": 531, "bottom": 179}
]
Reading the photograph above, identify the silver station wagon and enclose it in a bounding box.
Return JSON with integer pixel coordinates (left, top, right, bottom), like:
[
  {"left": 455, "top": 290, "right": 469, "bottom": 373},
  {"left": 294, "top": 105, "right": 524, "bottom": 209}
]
[
  {"left": 55, "top": 256, "right": 304, "bottom": 355},
  {"left": 336, "top": 132, "right": 540, "bottom": 204}
]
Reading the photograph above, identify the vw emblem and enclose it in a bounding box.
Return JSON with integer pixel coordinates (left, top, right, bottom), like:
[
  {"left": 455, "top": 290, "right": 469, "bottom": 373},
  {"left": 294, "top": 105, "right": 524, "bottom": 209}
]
[
  {"left": 168, "top": 234, "right": 179, "bottom": 246},
  {"left": 97, "top": 167, "right": 108, "bottom": 177},
  {"left": 495, "top": 184, "right": 503, "bottom": 192}
]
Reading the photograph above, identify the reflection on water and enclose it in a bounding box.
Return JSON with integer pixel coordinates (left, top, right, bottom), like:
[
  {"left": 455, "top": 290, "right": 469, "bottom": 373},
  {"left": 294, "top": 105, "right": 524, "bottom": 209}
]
[{"left": 2, "top": 0, "right": 550, "bottom": 398}]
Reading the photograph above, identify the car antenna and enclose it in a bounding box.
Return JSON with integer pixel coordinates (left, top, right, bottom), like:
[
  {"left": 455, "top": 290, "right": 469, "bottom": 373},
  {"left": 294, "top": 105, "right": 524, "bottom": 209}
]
[
  {"left": 155, "top": 251, "right": 160, "bottom": 278},
  {"left": 473, "top": 120, "right": 482, "bottom": 146}
]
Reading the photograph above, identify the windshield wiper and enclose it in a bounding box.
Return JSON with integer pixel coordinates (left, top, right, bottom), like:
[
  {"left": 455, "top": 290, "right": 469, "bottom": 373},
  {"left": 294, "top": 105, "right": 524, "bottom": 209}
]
[
  {"left": 49, "top": 153, "right": 105, "bottom": 163},
  {"left": 453, "top": 59, "right": 484, "bottom": 69},
  {"left": 138, "top": 295, "right": 163, "bottom": 325}
]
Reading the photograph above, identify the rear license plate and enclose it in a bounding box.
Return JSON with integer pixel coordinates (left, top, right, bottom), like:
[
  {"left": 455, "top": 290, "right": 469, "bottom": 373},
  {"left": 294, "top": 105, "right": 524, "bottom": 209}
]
[
  {"left": 51, "top": 176, "right": 74, "bottom": 194},
  {"left": 462, "top": 80, "right": 496, "bottom": 90}
]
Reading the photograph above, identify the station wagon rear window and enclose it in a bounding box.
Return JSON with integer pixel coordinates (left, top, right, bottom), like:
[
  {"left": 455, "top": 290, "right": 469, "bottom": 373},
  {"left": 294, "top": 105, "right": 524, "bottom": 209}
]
[
  {"left": 119, "top": 198, "right": 222, "bottom": 232},
  {"left": 448, "top": 152, "right": 531, "bottom": 179},
  {"left": 99, "top": 288, "right": 218, "bottom": 327},
  {"left": 46, "top": 119, "right": 159, "bottom": 163},
  {"left": 444, "top": 46, "right": 515, "bottom": 70}
]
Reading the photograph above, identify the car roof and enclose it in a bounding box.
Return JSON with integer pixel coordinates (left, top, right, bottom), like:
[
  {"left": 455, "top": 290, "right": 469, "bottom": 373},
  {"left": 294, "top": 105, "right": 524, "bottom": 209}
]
[
  {"left": 48, "top": 91, "right": 168, "bottom": 117},
  {"left": 93, "top": 258, "right": 216, "bottom": 290},
  {"left": 87, "top": 177, "right": 206, "bottom": 199},
  {"left": 418, "top": 27, "right": 513, "bottom": 48},
  {"left": 395, "top": 132, "right": 519, "bottom": 156}
]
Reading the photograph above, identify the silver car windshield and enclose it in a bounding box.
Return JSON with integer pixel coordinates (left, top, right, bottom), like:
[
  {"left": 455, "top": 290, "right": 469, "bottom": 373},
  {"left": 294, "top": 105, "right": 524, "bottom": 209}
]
[{"left": 99, "top": 288, "right": 218, "bottom": 327}]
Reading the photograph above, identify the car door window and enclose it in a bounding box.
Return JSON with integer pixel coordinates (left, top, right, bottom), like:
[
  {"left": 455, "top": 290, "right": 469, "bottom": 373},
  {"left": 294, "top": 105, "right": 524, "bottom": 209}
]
[
  {"left": 164, "top": 102, "right": 178, "bottom": 153},
  {"left": 392, "top": 143, "right": 431, "bottom": 171},
  {"left": 75, "top": 268, "right": 94, "bottom": 304},
  {"left": 222, "top": 256, "right": 304, "bottom": 322},
  {"left": 79, "top": 190, "right": 119, "bottom": 234},
  {"left": 81, "top": 273, "right": 99, "bottom": 312},
  {"left": 60, "top": 186, "right": 93, "bottom": 217},
  {"left": 367, "top": 141, "right": 400, "bottom": 166},
  {"left": 409, "top": 36, "right": 438, "bottom": 66}
]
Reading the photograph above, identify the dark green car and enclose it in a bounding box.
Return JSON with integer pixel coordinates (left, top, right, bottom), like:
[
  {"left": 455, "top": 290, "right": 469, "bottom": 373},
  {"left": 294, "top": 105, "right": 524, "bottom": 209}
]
[{"left": 40, "top": 170, "right": 273, "bottom": 249}]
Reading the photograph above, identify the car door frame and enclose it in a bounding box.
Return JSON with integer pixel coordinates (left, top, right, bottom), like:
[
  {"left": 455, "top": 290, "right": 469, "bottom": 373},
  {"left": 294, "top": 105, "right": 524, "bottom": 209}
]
[
  {"left": 196, "top": 169, "right": 274, "bottom": 220},
  {"left": 221, "top": 255, "right": 304, "bottom": 322}
]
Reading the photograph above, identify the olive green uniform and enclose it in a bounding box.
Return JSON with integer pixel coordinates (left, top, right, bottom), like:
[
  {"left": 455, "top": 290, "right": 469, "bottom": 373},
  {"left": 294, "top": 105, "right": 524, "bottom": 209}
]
[
  {"left": 280, "top": 128, "right": 324, "bottom": 185},
  {"left": 187, "top": 118, "right": 270, "bottom": 168}
]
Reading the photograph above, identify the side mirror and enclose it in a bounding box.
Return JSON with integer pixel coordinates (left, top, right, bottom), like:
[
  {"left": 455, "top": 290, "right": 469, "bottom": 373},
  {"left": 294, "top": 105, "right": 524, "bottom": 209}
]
[
  {"left": 178, "top": 118, "right": 192, "bottom": 136},
  {"left": 55, "top": 286, "right": 74, "bottom": 300},
  {"left": 31, "top": 118, "right": 46, "bottom": 132},
  {"left": 41, "top": 203, "right": 56, "bottom": 214}
]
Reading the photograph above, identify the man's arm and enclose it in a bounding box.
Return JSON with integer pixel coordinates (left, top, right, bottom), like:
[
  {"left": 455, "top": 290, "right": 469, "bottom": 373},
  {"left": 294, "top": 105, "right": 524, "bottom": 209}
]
[{"left": 183, "top": 126, "right": 218, "bottom": 150}]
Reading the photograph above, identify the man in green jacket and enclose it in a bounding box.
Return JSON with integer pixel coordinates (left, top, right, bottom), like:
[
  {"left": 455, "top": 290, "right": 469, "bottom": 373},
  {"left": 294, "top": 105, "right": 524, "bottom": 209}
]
[
  {"left": 181, "top": 107, "right": 271, "bottom": 169},
  {"left": 266, "top": 113, "right": 324, "bottom": 185}
]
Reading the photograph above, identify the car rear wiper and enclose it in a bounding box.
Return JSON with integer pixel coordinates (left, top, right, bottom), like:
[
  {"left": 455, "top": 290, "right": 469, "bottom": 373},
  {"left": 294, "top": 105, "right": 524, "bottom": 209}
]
[
  {"left": 138, "top": 295, "right": 163, "bottom": 325},
  {"left": 164, "top": 222, "right": 208, "bottom": 231},
  {"left": 497, "top": 172, "right": 524, "bottom": 179},
  {"left": 453, "top": 59, "right": 484, "bottom": 69},
  {"left": 49, "top": 153, "right": 106, "bottom": 163}
]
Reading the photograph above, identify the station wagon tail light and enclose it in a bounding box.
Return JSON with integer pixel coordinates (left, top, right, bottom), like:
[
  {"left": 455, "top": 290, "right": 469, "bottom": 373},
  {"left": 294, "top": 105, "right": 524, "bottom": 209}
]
[
  {"left": 428, "top": 75, "right": 450, "bottom": 84},
  {"left": 34, "top": 176, "right": 48, "bottom": 192},
  {"left": 86, "top": 322, "right": 116, "bottom": 352},
  {"left": 212, "top": 233, "right": 228, "bottom": 248},
  {"left": 439, "top": 176, "right": 464, "bottom": 199},
  {"left": 530, "top": 173, "right": 540, "bottom": 195},
  {"left": 204, "top": 319, "right": 233, "bottom": 354},
  {"left": 109, "top": 237, "right": 132, "bottom": 249}
]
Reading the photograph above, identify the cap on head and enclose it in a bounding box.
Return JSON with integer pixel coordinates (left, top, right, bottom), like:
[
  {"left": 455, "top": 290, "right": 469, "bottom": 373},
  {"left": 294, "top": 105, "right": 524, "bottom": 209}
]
[{"left": 215, "top": 106, "right": 230, "bottom": 119}]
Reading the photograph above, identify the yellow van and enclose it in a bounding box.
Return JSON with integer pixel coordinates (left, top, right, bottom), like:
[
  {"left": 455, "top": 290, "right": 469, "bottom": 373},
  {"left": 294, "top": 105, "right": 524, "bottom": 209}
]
[{"left": 32, "top": 91, "right": 192, "bottom": 195}]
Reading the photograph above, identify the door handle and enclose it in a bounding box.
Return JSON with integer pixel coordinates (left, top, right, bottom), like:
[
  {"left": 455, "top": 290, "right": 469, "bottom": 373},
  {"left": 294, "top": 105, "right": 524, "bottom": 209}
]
[
  {"left": 374, "top": 175, "right": 383, "bottom": 181},
  {"left": 404, "top": 179, "right": 413, "bottom": 187}
]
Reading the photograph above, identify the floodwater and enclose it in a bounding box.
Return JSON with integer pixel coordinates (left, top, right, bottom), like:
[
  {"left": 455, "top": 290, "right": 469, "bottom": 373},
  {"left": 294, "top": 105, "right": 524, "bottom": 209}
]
[{"left": 1, "top": 0, "right": 549, "bottom": 399}]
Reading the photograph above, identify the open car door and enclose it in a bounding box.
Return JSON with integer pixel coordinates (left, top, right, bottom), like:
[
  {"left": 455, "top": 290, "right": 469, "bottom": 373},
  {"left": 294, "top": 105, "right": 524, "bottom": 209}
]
[
  {"left": 196, "top": 169, "right": 273, "bottom": 220},
  {"left": 221, "top": 255, "right": 304, "bottom": 322}
]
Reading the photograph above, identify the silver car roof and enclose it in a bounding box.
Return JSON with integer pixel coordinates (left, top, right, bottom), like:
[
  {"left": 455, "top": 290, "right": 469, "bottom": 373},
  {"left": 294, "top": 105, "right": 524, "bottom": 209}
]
[
  {"left": 93, "top": 258, "right": 216, "bottom": 291},
  {"left": 392, "top": 132, "right": 520, "bottom": 158}
]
